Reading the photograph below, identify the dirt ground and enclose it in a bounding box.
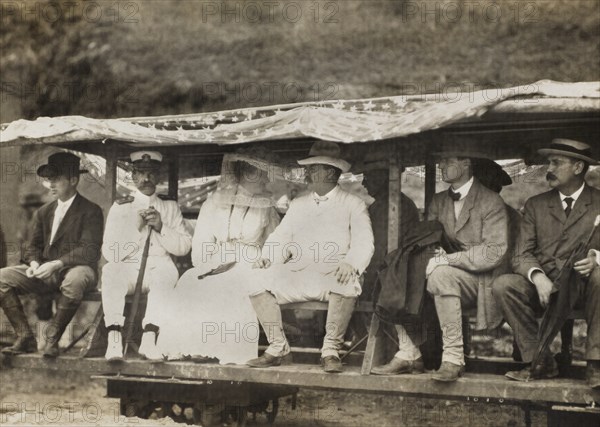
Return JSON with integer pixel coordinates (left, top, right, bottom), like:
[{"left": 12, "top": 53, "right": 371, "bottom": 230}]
[
  {"left": 0, "top": 318, "right": 585, "bottom": 427},
  {"left": 0, "top": 366, "right": 548, "bottom": 427}
]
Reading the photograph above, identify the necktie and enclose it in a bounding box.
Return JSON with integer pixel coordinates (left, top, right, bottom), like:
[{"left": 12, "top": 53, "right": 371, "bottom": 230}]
[
  {"left": 50, "top": 203, "right": 68, "bottom": 244},
  {"left": 448, "top": 188, "right": 461, "bottom": 202},
  {"left": 564, "top": 197, "right": 574, "bottom": 217}
]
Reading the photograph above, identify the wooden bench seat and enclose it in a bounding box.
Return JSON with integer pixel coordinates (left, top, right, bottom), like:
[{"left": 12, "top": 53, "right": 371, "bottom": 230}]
[{"left": 44, "top": 290, "right": 585, "bottom": 374}]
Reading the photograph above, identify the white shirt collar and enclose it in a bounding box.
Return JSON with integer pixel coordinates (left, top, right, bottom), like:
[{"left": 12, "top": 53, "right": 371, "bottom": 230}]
[
  {"left": 57, "top": 193, "right": 77, "bottom": 210},
  {"left": 134, "top": 189, "right": 158, "bottom": 207},
  {"left": 313, "top": 185, "right": 338, "bottom": 203},
  {"left": 452, "top": 177, "right": 474, "bottom": 201},
  {"left": 559, "top": 183, "right": 585, "bottom": 202}
]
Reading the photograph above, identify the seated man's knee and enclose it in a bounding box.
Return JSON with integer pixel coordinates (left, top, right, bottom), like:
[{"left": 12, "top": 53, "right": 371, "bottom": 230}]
[
  {"left": 491, "top": 274, "right": 514, "bottom": 299},
  {"left": 61, "top": 266, "right": 96, "bottom": 301},
  {"left": 426, "top": 265, "right": 459, "bottom": 295},
  {"left": 492, "top": 274, "right": 527, "bottom": 301}
]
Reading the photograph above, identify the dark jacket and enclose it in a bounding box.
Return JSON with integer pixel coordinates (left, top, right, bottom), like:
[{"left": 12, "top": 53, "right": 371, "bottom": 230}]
[
  {"left": 513, "top": 184, "right": 600, "bottom": 282},
  {"left": 363, "top": 192, "right": 420, "bottom": 296},
  {"left": 23, "top": 193, "right": 104, "bottom": 269},
  {"left": 374, "top": 220, "right": 463, "bottom": 324}
]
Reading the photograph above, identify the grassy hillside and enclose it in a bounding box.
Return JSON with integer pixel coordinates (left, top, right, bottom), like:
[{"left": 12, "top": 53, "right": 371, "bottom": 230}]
[{"left": 1, "top": 0, "right": 599, "bottom": 119}]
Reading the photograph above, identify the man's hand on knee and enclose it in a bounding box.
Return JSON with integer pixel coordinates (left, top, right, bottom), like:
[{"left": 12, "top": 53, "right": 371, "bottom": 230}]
[
  {"left": 426, "top": 248, "right": 449, "bottom": 278},
  {"left": 531, "top": 271, "right": 554, "bottom": 309},
  {"left": 33, "top": 260, "right": 63, "bottom": 280},
  {"left": 26, "top": 261, "right": 40, "bottom": 278},
  {"left": 334, "top": 262, "right": 355, "bottom": 285}
]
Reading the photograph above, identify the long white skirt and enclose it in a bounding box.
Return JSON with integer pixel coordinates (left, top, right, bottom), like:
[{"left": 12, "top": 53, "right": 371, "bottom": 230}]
[{"left": 157, "top": 262, "right": 260, "bottom": 364}]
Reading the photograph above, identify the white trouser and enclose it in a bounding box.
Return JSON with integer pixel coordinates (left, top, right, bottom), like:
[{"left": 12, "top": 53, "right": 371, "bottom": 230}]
[
  {"left": 247, "top": 263, "right": 362, "bottom": 303},
  {"left": 101, "top": 256, "right": 179, "bottom": 327}
]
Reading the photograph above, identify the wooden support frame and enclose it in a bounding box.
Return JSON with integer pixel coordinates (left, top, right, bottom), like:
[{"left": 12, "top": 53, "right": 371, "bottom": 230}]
[
  {"left": 361, "top": 146, "right": 402, "bottom": 375},
  {"left": 424, "top": 156, "right": 436, "bottom": 214}
]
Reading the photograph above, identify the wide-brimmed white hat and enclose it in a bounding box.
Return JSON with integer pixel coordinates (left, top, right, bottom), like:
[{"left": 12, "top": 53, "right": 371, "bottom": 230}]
[
  {"left": 538, "top": 139, "right": 598, "bottom": 165},
  {"left": 297, "top": 141, "right": 351, "bottom": 173}
]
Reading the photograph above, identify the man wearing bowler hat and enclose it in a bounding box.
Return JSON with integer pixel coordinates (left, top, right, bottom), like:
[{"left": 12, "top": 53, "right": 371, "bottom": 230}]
[
  {"left": 493, "top": 139, "right": 600, "bottom": 388},
  {"left": 101, "top": 151, "right": 191, "bottom": 362},
  {"left": 0, "top": 152, "right": 104, "bottom": 357},
  {"left": 247, "top": 141, "right": 375, "bottom": 373}
]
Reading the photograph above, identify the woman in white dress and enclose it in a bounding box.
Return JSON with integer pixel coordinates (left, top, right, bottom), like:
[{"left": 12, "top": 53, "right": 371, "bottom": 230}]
[{"left": 158, "top": 149, "right": 284, "bottom": 364}]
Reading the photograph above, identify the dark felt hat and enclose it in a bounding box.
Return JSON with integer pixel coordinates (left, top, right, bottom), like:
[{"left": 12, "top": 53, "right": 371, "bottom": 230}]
[{"left": 36, "top": 152, "right": 88, "bottom": 178}]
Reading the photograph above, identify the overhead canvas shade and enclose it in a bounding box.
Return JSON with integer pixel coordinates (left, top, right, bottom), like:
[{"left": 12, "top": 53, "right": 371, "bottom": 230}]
[{"left": 1, "top": 80, "right": 598, "bottom": 148}]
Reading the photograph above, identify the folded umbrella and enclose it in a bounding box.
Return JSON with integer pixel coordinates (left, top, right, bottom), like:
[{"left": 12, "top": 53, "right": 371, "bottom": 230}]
[{"left": 530, "top": 215, "right": 600, "bottom": 374}]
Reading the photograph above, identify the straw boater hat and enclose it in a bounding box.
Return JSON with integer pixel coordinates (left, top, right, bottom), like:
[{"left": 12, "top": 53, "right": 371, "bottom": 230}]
[
  {"left": 36, "top": 152, "right": 88, "bottom": 178},
  {"left": 297, "top": 141, "right": 351, "bottom": 173},
  {"left": 130, "top": 151, "right": 163, "bottom": 169},
  {"left": 538, "top": 139, "right": 598, "bottom": 165}
]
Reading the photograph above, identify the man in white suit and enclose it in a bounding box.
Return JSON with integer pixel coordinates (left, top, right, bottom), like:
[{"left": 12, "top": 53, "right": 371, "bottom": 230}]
[
  {"left": 247, "top": 141, "right": 374, "bottom": 373},
  {"left": 101, "top": 151, "right": 191, "bottom": 361}
]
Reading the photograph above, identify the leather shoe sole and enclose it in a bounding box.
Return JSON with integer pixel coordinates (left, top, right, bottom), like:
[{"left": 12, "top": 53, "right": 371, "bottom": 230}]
[
  {"left": 247, "top": 353, "right": 292, "bottom": 368},
  {"left": 42, "top": 343, "right": 59, "bottom": 358},
  {"left": 371, "top": 358, "right": 424, "bottom": 375},
  {"left": 1, "top": 336, "right": 37, "bottom": 355},
  {"left": 321, "top": 356, "right": 343, "bottom": 373},
  {"left": 431, "top": 362, "right": 465, "bottom": 382}
]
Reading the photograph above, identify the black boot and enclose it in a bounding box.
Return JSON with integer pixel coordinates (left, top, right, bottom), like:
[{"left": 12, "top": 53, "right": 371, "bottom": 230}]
[
  {"left": 0, "top": 289, "right": 37, "bottom": 355},
  {"left": 41, "top": 295, "right": 79, "bottom": 358}
]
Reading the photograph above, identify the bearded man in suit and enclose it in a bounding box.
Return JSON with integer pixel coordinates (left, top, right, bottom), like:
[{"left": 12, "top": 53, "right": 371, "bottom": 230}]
[
  {"left": 0, "top": 153, "right": 104, "bottom": 358},
  {"left": 493, "top": 139, "right": 600, "bottom": 388}
]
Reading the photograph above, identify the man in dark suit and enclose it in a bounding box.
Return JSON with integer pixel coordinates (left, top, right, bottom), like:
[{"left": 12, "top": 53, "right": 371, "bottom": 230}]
[
  {"left": 493, "top": 139, "right": 600, "bottom": 388},
  {"left": 0, "top": 153, "right": 104, "bottom": 358}
]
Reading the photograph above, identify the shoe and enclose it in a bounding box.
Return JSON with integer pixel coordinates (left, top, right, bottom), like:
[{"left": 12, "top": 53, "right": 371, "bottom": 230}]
[
  {"left": 246, "top": 352, "right": 292, "bottom": 368},
  {"left": 321, "top": 356, "right": 343, "bottom": 373},
  {"left": 41, "top": 298, "right": 79, "bottom": 358},
  {"left": 105, "top": 330, "right": 124, "bottom": 362},
  {"left": 371, "top": 357, "right": 424, "bottom": 375},
  {"left": 138, "top": 331, "right": 163, "bottom": 362},
  {"left": 0, "top": 290, "right": 36, "bottom": 355},
  {"left": 505, "top": 356, "right": 558, "bottom": 382},
  {"left": 586, "top": 361, "right": 600, "bottom": 389},
  {"left": 431, "top": 361, "right": 465, "bottom": 382},
  {"left": 1, "top": 335, "right": 37, "bottom": 355}
]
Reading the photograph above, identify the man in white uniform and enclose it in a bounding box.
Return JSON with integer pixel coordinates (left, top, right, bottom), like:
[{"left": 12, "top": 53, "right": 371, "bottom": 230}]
[
  {"left": 247, "top": 141, "right": 375, "bottom": 373},
  {"left": 101, "top": 151, "right": 191, "bottom": 361}
]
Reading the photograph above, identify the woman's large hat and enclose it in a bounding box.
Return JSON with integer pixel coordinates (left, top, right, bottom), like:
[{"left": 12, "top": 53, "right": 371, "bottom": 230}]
[
  {"left": 538, "top": 139, "right": 598, "bottom": 165},
  {"left": 36, "top": 152, "right": 88, "bottom": 178},
  {"left": 297, "top": 141, "right": 351, "bottom": 173}
]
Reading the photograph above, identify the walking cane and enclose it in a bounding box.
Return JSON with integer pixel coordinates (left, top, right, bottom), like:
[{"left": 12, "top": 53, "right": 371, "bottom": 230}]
[{"left": 123, "top": 219, "right": 154, "bottom": 357}]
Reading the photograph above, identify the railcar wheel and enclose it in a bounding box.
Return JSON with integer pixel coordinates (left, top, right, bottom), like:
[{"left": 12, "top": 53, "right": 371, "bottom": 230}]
[
  {"left": 266, "top": 399, "right": 279, "bottom": 424},
  {"left": 120, "top": 398, "right": 150, "bottom": 418},
  {"left": 233, "top": 406, "right": 248, "bottom": 427}
]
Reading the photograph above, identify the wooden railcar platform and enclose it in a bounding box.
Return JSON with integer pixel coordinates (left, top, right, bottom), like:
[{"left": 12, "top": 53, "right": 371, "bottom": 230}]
[{"left": 4, "top": 354, "right": 600, "bottom": 408}]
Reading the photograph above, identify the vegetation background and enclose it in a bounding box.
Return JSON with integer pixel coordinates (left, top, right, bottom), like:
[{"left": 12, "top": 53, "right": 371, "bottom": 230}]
[{"left": 0, "top": 2, "right": 599, "bottom": 425}]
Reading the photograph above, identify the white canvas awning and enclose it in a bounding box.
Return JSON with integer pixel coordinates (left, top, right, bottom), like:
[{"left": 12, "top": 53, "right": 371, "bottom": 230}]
[{"left": 1, "top": 80, "right": 599, "bottom": 148}]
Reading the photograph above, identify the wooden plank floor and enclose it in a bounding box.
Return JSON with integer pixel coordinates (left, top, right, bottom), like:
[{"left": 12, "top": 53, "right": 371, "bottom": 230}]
[{"left": 4, "top": 354, "right": 600, "bottom": 407}]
